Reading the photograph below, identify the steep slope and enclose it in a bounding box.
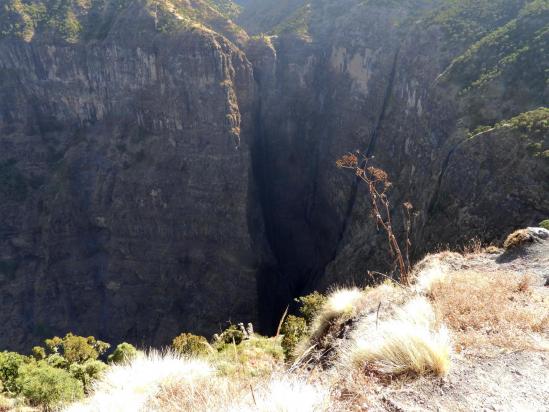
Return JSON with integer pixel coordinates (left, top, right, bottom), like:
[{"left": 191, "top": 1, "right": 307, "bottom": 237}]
[
  {"left": 243, "top": 0, "right": 548, "bottom": 291},
  {"left": 0, "top": 0, "right": 547, "bottom": 351},
  {"left": 235, "top": 0, "right": 306, "bottom": 35},
  {"left": 0, "top": 0, "right": 276, "bottom": 350}
]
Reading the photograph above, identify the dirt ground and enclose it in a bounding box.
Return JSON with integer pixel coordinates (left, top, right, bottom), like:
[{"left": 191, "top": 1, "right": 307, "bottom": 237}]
[{"left": 376, "top": 229, "right": 549, "bottom": 412}]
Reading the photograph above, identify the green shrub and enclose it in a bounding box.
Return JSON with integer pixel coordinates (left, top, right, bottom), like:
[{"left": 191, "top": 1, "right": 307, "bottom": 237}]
[
  {"left": 69, "top": 359, "right": 107, "bottom": 392},
  {"left": 0, "top": 351, "right": 29, "bottom": 394},
  {"left": 31, "top": 346, "right": 46, "bottom": 361},
  {"left": 16, "top": 361, "right": 83, "bottom": 409},
  {"left": 172, "top": 333, "right": 211, "bottom": 356},
  {"left": 107, "top": 342, "right": 138, "bottom": 364},
  {"left": 217, "top": 325, "right": 245, "bottom": 345},
  {"left": 280, "top": 315, "right": 307, "bottom": 360},
  {"left": 44, "top": 333, "right": 110, "bottom": 364},
  {"left": 45, "top": 353, "right": 68, "bottom": 370},
  {"left": 296, "top": 292, "right": 326, "bottom": 325},
  {"left": 539, "top": 219, "right": 549, "bottom": 230},
  {"left": 212, "top": 335, "right": 284, "bottom": 378}
]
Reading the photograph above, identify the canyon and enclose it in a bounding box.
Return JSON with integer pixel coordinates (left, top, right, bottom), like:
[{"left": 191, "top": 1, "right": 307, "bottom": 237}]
[{"left": 0, "top": 0, "right": 547, "bottom": 350}]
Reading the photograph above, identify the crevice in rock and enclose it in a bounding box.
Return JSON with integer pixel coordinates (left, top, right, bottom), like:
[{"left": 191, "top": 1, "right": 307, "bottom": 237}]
[
  {"left": 330, "top": 48, "right": 400, "bottom": 262},
  {"left": 428, "top": 137, "right": 468, "bottom": 215}
]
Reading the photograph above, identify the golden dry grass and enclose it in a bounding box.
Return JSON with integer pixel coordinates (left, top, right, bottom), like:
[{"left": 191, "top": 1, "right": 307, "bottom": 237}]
[
  {"left": 429, "top": 270, "right": 549, "bottom": 352},
  {"left": 503, "top": 229, "right": 533, "bottom": 249},
  {"left": 65, "top": 351, "right": 214, "bottom": 412},
  {"left": 306, "top": 288, "right": 367, "bottom": 344},
  {"left": 148, "top": 374, "right": 329, "bottom": 412},
  {"left": 65, "top": 349, "right": 327, "bottom": 412},
  {"left": 294, "top": 284, "right": 408, "bottom": 361},
  {"left": 346, "top": 297, "right": 451, "bottom": 377}
]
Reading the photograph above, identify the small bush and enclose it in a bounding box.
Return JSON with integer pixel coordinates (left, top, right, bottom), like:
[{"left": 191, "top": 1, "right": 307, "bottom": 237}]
[
  {"left": 45, "top": 353, "right": 69, "bottom": 369},
  {"left": 0, "top": 351, "right": 29, "bottom": 394},
  {"left": 16, "top": 361, "right": 83, "bottom": 409},
  {"left": 172, "top": 333, "right": 211, "bottom": 356},
  {"left": 484, "top": 245, "right": 500, "bottom": 254},
  {"left": 31, "top": 346, "right": 46, "bottom": 361},
  {"left": 217, "top": 325, "right": 245, "bottom": 346},
  {"left": 213, "top": 336, "right": 284, "bottom": 378},
  {"left": 539, "top": 219, "right": 549, "bottom": 230},
  {"left": 296, "top": 292, "right": 326, "bottom": 325},
  {"left": 280, "top": 315, "right": 307, "bottom": 360},
  {"left": 44, "top": 333, "right": 110, "bottom": 364},
  {"left": 69, "top": 359, "right": 107, "bottom": 392},
  {"left": 108, "top": 342, "right": 138, "bottom": 364}
]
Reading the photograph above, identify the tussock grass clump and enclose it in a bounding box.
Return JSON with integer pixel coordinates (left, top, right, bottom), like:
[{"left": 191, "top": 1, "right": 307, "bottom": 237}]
[
  {"left": 293, "top": 288, "right": 370, "bottom": 361},
  {"left": 235, "top": 377, "right": 329, "bottom": 412},
  {"left": 429, "top": 270, "right": 549, "bottom": 352},
  {"left": 295, "top": 283, "right": 409, "bottom": 362},
  {"left": 149, "top": 374, "right": 329, "bottom": 412},
  {"left": 503, "top": 229, "right": 533, "bottom": 249},
  {"left": 411, "top": 252, "right": 463, "bottom": 294},
  {"left": 347, "top": 297, "right": 451, "bottom": 377},
  {"left": 309, "top": 288, "right": 366, "bottom": 340},
  {"left": 66, "top": 351, "right": 213, "bottom": 412}
]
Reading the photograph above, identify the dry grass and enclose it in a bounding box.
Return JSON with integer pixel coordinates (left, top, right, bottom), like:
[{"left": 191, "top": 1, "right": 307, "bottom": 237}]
[
  {"left": 230, "top": 377, "right": 329, "bottom": 412},
  {"left": 429, "top": 270, "right": 549, "bottom": 352},
  {"left": 309, "top": 284, "right": 408, "bottom": 339},
  {"left": 293, "top": 284, "right": 410, "bottom": 363},
  {"left": 211, "top": 335, "right": 284, "bottom": 378},
  {"left": 146, "top": 374, "right": 239, "bottom": 412},
  {"left": 410, "top": 252, "right": 464, "bottom": 294},
  {"left": 308, "top": 288, "right": 367, "bottom": 342},
  {"left": 65, "top": 350, "right": 214, "bottom": 412},
  {"left": 65, "top": 348, "right": 327, "bottom": 412},
  {"left": 148, "top": 374, "right": 329, "bottom": 412},
  {"left": 503, "top": 229, "right": 533, "bottom": 249},
  {"left": 484, "top": 245, "right": 501, "bottom": 254},
  {"left": 63, "top": 241, "right": 548, "bottom": 411},
  {"left": 462, "top": 237, "right": 483, "bottom": 254},
  {"left": 345, "top": 297, "right": 451, "bottom": 377}
]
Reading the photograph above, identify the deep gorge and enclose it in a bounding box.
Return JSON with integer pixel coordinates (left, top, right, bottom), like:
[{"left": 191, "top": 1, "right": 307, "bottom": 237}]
[{"left": 0, "top": 0, "right": 547, "bottom": 351}]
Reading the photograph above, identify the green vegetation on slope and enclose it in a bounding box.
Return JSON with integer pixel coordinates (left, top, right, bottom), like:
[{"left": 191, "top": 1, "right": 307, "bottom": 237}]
[
  {"left": 0, "top": 0, "right": 245, "bottom": 42},
  {"left": 0, "top": 333, "right": 140, "bottom": 409},
  {"left": 442, "top": 0, "right": 548, "bottom": 95},
  {"left": 0, "top": 0, "right": 133, "bottom": 42},
  {"left": 271, "top": 3, "right": 311, "bottom": 37},
  {"left": 424, "top": 0, "right": 528, "bottom": 46},
  {"left": 468, "top": 108, "right": 549, "bottom": 158}
]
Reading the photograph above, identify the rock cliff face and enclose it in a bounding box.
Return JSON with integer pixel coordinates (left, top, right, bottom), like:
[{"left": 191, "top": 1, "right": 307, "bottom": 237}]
[
  {"left": 0, "top": 0, "right": 547, "bottom": 350},
  {"left": 0, "top": 1, "right": 277, "bottom": 350},
  {"left": 245, "top": 0, "right": 548, "bottom": 291}
]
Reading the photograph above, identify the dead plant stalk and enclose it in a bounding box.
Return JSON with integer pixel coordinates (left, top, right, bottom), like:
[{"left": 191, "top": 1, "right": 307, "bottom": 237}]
[{"left": 337, "top": 153, "right": 413, "bottom": 284}]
